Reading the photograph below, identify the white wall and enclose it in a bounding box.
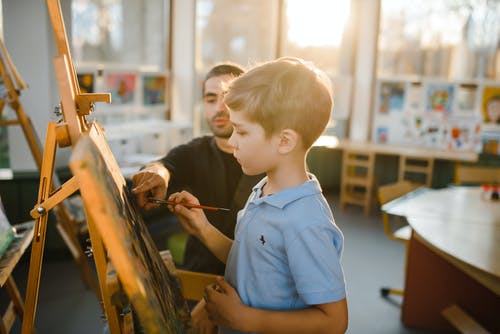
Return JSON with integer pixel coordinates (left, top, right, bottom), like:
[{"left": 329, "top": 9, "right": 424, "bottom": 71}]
[
  {"left": 3, "top": 0, "right": 59, "bottom": 171},
  {"left": 171, "top": 0, "right": 196, "bottom": 125}
]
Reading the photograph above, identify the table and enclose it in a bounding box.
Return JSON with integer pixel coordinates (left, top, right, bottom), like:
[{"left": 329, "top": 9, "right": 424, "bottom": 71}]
[
  {"left": 314, "top": 136, "right": 479, "bottom": 215},
  {"left": 0, "top": 221, "right": 34, "bottom": 332},
  {"left": 382, "top": 187, "right": 500, "bottom": 332}
]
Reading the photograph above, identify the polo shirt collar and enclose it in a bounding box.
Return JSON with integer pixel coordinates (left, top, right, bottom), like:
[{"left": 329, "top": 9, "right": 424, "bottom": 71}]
[{"left": 250, "top": 173, "right": 322, "bottom": 209}]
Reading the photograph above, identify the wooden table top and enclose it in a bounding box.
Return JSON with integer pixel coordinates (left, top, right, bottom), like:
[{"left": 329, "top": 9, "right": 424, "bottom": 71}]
[
  {"left": 314, "top": 136, "right": 478, "bottom": 162},
  {"left": 382, "top": 187, "right": 500, "bottom": 287},
  {"left": 0, "top": 221, "right": 34, "bottom": 286}
]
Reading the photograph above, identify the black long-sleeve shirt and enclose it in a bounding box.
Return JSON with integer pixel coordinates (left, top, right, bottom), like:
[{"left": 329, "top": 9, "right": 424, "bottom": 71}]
[{"left": 160, "top": 136, "right": 263, "bottom": 275}]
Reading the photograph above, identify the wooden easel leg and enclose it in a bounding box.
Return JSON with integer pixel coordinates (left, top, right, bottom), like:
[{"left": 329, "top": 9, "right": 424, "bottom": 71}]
[
  {"left": 85, "top": 217, "right": 121, "bottom": 333},
  {"left": 21, "top": 123, "right": 57, "bottom": 334},
  {"left": 5, "top": 276, "right": 25, "bottom": 320}
]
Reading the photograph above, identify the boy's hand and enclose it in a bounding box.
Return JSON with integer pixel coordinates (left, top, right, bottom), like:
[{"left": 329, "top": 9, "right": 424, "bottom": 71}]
[
  {"left": 204, "top": 277, "right": 247, "bottom": 331},
  {"left": 191, "top": 300, "right": 217, "bottom": 334},
  {"left": 131, "top": 163, "right": 169, "bottom": 210},
  {"left": 168, "top": 191, "right": 209, "bottom": 238}
]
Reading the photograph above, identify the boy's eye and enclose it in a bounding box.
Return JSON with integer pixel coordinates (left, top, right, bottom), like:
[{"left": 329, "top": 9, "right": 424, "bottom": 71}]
[{"left": 204, "top": 97, "right": 217, "bottom": 104}]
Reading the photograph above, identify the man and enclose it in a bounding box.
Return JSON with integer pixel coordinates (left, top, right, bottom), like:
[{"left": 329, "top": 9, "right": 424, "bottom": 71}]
[{"left": 132, "top": 63, "right": 263, "bottom": 275}]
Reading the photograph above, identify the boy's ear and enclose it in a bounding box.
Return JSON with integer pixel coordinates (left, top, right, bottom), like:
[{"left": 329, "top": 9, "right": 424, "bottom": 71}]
[{"left": 277, "top": 129, "right": 299, "bottom": 154}]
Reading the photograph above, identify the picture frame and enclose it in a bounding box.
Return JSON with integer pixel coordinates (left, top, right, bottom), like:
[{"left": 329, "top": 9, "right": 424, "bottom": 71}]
[
  {"left": 425, "top": 82, "right": 455, "bottom": 114},
  {"left": 77, "top": 71, "right": 96, "bottom": 94},
  {"left": 103, "top": 71, "right": 137, "bottom": 106},
  {"left": 142, "top": 73, "right": 168, "bottom": 106},
  {"left": 376, "top": 80, "right": 406, "bottom": 114},
  {"left": 480, "top": 85, "right": 500, "bottom": 124}
]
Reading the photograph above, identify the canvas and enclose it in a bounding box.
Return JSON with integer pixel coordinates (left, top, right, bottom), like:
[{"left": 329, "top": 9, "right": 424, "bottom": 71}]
[{"left": 70, "top": 123, "right": 192, "bottom": 334}]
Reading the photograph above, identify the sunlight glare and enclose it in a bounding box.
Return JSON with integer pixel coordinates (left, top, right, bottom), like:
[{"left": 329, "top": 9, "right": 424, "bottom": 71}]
[{"left": 286, "top": 0, "right": 350, "bottom": 48}]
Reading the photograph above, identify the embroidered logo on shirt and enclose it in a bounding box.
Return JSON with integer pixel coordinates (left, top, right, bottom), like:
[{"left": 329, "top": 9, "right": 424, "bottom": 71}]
[{"left": 259, "top": 235, "right": 266, "bottom": 245}]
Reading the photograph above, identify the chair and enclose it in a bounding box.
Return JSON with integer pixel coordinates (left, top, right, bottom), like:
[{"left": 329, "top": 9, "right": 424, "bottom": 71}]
[
  {"left": 454, "top": 164, "right": 500, "bottom": 185},
  {"left": 399, "top": 156, "right": 434, "bottom": 187},
  {"left": 340, "top": 149, "right": 376, "bottom": 216},
  {"left": 377, "top": 180, "right": 420, "bottom": 297}
]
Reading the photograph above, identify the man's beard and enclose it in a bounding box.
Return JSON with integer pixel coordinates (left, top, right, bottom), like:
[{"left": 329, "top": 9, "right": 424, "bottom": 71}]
[
  {"left": 210, "top": 123, "right": 233, "bottom": 138},
  {"left": 209, "top": 112, "right": 232, "bottom": 138}
]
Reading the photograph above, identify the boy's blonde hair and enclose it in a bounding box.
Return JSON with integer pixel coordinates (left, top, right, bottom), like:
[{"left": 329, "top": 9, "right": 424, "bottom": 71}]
[{"left": 224, "top": 57, "right": 333, "bottom": 149}]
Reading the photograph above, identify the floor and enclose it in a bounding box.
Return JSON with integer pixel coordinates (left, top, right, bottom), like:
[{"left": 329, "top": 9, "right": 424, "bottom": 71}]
[{"left": 5, "top": 192, "right": 442, "bottom": 334}]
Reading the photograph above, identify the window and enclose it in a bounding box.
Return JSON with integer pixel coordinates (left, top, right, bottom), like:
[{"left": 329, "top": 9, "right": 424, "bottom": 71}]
[
  {"left": 378, "top": 0, "right": 500, "bottom": 80},
  {"left": 196, "top": 0, "right": 277, "bottom": 72},
  {"left": 72, "top": 0, "right": 170, "bottom": 69},
  {"left": 195, "top": 0, "right": 353, "bottom": 135},
  {"left": 281, "top": 0, "right": 351, "bottom": 74}
]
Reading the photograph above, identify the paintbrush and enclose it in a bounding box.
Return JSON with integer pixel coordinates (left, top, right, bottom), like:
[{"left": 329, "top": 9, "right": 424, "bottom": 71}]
[{"left": 147, "top": 197, "right": 230, "bottom": 211}]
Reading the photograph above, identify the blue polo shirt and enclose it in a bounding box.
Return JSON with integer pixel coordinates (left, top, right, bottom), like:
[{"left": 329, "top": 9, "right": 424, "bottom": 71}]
[{"left": 221, "top": 174, "right": 346, "bottom": 334}]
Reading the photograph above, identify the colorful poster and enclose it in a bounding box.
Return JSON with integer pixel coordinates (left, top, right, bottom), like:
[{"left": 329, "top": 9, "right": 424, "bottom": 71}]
[
  {"left": 77, "top": 72, "right": 95, "bottom": 94},
  {"left": 481, "top": 130, "right": 500, "bottom": 155},
  {"left": 376, "top": 126, "right": 388, "bottom": 143},
  {"left": 426, "top": 83, "right": 454, "bottom": 114},
  {"left": 378, "top": 81, "right": 405, "bottom": 113},
  {"left": 105, "top": 72, "right": 136, "bottom": 105},
  {"left": 481, "top": 86, "right": 500, "bottom": 124},
  {"left": 445, "top": 115, "right": 482, "bottom": 152},
  {"left": 143, "top": 74, "right": 168, "bottom": 105},
  {"left": 455, "top": 84, "right": 477, "bottom": 113},
  {"left": 406, "top": 83, "right": 423, "bottom": 110}
]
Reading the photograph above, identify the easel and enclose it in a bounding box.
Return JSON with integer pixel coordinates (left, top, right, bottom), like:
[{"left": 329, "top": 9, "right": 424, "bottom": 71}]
[
  {"left": 20, "top": 1, "right": 120, "bottom": 333},
  {"left": 0, "top": 37, "right": 100, "bottom": 296},
  {"left": 21, "top": 2, "right": 219, "bottom": 333}
]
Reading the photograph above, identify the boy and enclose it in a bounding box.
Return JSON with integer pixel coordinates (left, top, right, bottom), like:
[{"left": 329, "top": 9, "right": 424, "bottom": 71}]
[{"left": 168, "top": 57, "right": 348, "bottom": 334}]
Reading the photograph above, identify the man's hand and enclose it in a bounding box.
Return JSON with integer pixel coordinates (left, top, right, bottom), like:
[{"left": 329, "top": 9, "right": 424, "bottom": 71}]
[
  {"left": 191, "top": 300, "right": 217, "bottom": 334},
  {"left": 131, "top": 162, "right": 170, "bottom": 210}
]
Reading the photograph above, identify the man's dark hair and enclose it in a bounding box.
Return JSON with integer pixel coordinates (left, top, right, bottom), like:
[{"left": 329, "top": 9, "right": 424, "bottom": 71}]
[{"left": 202, "top": 62, "right": 245, "bottom": 94}]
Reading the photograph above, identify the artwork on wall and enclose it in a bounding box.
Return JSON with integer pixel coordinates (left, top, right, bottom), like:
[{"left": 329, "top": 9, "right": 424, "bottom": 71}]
[
  {"left": 405, "top": 83, "right": 423, "bottom": 110},
  {"left": 455, "top": 84, "right": 477, "bottom": 113},
  {"left": 481, "top": 129, "right": 500, "bottom": 155},
  {"left": 104, "top": 72, "right": 137, "bottom": 105},
  {"left": 376, "top": 126, "right": 388, "bottom": 143},
  {"left": 372, "top": 78, "right": 488, "bottom": 153},
  {"left": 425, "top": 82, "right": 455, "bottom": 114},
  {"left": 70, "top": 124, "right": 192, "bottom": 333},
  {"left": 143, "top": 74, "right": 168, "bottom": 106},
  {"left": 377, "top": 81, "right": 405, "bottom": 113},
  {"left": 481, "top": 85, "right": 500, "bottom": 124},
  {"left": 445, "top": 115, "right": 482, "bottom": 151},
  {"left": 77, "top": 72, "right": 95, "bottom": 94}
]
